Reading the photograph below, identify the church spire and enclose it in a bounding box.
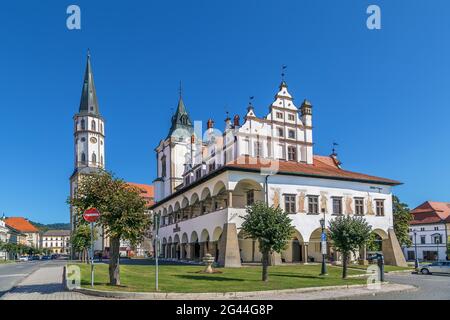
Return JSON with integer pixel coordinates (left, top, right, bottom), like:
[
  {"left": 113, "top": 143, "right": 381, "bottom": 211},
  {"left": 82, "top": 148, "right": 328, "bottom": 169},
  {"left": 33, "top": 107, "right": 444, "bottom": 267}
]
[
  {"left": 79, "top": 50, "right": 100, "bottom": 116},
  {"left": 167, "top": 88, "right": 193, "bottom": 139}
]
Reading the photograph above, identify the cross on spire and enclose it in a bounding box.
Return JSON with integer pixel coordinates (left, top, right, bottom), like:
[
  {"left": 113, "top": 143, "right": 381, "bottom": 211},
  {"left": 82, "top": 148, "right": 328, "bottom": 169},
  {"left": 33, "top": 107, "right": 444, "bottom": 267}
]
[{"left": 281, "top": 65, "right": 287, "bottom": 81}]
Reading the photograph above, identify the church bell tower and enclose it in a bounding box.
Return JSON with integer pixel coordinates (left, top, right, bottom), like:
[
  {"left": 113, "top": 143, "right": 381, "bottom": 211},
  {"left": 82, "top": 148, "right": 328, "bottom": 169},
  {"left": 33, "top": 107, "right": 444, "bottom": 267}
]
[{"left": 69, "top": 51, "right": 106, "bottom": 257}]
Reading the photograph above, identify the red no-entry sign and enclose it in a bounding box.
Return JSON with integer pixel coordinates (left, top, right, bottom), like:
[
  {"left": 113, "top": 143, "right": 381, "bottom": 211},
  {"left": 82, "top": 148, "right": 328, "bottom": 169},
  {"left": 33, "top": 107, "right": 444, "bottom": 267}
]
[{"left": 83, "top": 208, "right": 100, "bottom": 223}]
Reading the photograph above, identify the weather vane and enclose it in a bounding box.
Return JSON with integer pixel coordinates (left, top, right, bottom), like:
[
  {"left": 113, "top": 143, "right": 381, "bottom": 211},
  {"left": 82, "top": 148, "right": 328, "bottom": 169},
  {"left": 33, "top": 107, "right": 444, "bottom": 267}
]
[
  {"left": 281, "top": 65, "right": 287, "bottom": 81},
  {"left": 178, "top": 80, "right": 183, "bottom": 98},
  {"left": 332, "top": 142, "right": 339, "bottom": 155}
]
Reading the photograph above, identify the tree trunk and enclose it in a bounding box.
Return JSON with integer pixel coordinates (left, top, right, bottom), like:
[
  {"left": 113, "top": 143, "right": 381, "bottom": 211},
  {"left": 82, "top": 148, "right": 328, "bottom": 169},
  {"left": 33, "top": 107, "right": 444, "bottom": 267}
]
[
  {"left": 109, "top": 236, "right": 121, "bottom": 286},
  {"left": 342, "top": 252, "right": 348, "bottom": 279},
  {"left": 262, "top": 250, "right": 269, "bottom": 282}
]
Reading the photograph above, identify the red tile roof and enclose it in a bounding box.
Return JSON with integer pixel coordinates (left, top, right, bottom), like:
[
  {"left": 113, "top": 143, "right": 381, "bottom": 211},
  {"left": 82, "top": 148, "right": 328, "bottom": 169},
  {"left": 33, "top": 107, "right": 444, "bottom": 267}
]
[
  {"left": 225, "top": 155, "right": 401, "bottom": 186},
  {"left": 126, "top": 182, "right": 155, "bottom": 206},
  {"left": 4, "top": 217, "right": 39, "bottom": 233},
  {"left": 410, "top": 201, "right": 450, "bottom": 225}
]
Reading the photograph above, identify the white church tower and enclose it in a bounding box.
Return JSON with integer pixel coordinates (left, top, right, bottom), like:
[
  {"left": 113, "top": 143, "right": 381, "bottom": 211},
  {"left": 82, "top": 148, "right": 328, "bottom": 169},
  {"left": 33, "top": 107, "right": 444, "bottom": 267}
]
[
  {"left": 154, "top": 94, "right": 194, "bottom": 202},
  {"left": 70, "top": 52, "right": 106, "bottom": 257}
]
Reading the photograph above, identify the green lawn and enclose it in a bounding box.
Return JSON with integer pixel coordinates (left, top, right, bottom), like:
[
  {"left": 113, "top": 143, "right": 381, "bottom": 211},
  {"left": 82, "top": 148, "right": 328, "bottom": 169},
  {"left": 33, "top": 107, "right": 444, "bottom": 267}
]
[
  {"left": 0, "top": 260, "right": 15, "bottom": 264},
  {"left": 71, "top": 263, "right": 367, "bottom": 293},
  {"left": 345, "top": 264, "right": 413, "bottom": 272}
]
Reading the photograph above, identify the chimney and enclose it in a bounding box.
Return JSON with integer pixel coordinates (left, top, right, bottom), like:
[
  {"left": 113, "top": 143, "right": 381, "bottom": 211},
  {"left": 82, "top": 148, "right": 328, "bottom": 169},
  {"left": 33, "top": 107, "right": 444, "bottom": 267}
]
[{"left": 233, "top": 115, "right": 240, "bottom": 127}]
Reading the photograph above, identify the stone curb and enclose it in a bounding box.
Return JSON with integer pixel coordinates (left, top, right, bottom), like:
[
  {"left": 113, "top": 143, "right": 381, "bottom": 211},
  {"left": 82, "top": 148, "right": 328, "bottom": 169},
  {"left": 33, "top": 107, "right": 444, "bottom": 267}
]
[{"left": 67, "top": 279, "right": 408, "bottom": 300}]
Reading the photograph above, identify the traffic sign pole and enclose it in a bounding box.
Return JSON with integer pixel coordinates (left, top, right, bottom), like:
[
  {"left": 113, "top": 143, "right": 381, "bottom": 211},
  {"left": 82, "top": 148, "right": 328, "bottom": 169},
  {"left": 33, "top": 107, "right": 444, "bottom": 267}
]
[
  {"left": 83, "top": 208, "right": 100, "bottom": 288},
  {"left": 91, "top": 221, "right": 94, "bottom": 288}
]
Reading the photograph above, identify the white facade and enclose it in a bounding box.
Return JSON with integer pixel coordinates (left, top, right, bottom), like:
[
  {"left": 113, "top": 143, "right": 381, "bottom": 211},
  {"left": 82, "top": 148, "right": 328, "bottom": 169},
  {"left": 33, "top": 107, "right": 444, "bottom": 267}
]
[
  {"left": 0, "top": 220, "right": 8, "bottom": 260},
  {"left": 151, "top": 80, "right": 405, "bottom": 266},
  {"left": 70, "top": 53, "right": 106, "bottom": 256},
  {"left": 42, "top": 233, "right": 70, "bottom": 254},
  {"left": 403, "top": 223, "right": 448, "bottom": 261}
]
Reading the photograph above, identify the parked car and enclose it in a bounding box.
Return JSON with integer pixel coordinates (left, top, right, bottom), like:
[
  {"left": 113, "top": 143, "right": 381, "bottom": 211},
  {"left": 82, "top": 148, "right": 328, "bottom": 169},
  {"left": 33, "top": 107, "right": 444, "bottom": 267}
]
[
  {"left": 31, "top": 255, "right": 41, "bottom": 261},
  {"left": 42, "top": 255, "right": 51, "bottom": 260},
  {"left": 419, "top": 261, "right": 450, "bottom": 275},
  {"left": 19, "top": 256, "right": 29, "bottom": 262}
]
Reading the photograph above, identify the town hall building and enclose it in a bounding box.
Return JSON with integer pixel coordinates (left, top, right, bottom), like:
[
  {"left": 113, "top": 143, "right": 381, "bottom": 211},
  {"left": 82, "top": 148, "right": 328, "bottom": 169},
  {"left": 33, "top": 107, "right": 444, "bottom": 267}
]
[{"left": 151, "top": 80, "right": 407, "bottom": 267}]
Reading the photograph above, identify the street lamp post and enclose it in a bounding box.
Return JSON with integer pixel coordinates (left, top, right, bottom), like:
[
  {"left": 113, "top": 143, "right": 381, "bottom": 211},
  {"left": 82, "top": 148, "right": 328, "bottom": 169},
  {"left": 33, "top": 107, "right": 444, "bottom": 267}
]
[
  {"left": 319, "top": 208, "right": 328, "bottom": 276},
  {"left": 413, "top": 230, "right": 419, "bottom": 269}
]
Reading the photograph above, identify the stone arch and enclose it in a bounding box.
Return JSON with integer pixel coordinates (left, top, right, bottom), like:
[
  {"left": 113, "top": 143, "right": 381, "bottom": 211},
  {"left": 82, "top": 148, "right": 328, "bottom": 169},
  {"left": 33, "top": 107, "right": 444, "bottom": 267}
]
[
  {"left": 174, "top": 201, "right": 181, "bottom": 212},
  {"left": 212, "top": 226, "right": 223, "bottom": 242},
  {"left": 168, "top": 236, "right": 173, "bottom": 244},
  {"left": 190, "top": 231, "right": 198, "bottom": 243},
  {"left": 232, "top": 179, "right": 264, "bottom": 208},
  {"left": 181, "top": 197, "right": 189, "bottom": 209},
  {"left": 200, "top": 187, "right": 211, "bottom": 201},
  {"left": 181, "top": 233, "right": 189, "bottom": 244},
  {"left": 212, "top": 180, "right": 227, "bottom": 197},
  {"left": 190, "top": 192, "right": 199, "bottom": 205},
  {"left": 308, "top": 227, "right": 331, "bottom": 263},
  {"left": 237, "top": 230, "right": 262, "bottom": 263},
  {"left": 200, "top": 229, "right": 210, "bottom": 242},
  {"left": 174, "top": 234, "right": 180, "bottom": 243},
  {"left": 281, "top": 229, "right": 305, "bottom": 263},
  {"left": 372, "top": 228, "right": 388, "bottom": 240}
]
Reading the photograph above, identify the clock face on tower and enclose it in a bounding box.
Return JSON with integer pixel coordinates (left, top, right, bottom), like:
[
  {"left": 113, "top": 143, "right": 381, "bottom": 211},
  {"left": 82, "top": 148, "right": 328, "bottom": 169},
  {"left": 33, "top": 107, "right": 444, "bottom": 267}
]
[{"left": 90, "top": 137, "right": 97, "bottom": 144}]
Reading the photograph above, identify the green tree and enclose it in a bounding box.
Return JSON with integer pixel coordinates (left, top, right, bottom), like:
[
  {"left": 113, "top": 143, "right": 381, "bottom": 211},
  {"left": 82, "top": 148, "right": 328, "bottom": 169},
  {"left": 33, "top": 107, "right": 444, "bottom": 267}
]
[
  {"left": 71, "top": 224, "right": 95, "bottom": 263},
  {"left": 393, "top": 195, "right": 412, "bottom": 247},
  {"left": 240, "top": 202, "right": 294, "bottom": 282},
  {"left": 68, "top": 170, "right": 151, "bottom": 286},
  {"left": 329, "top": 216, "right": 372, "bottom": 279},
  {"left": 366, "top": 233, "right": 382, "bottom": 252}
]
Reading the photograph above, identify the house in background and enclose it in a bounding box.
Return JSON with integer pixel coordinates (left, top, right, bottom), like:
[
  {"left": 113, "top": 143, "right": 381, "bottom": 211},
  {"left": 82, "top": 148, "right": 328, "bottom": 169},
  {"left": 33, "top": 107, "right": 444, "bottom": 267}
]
[
  {"left": 403, "top": 201, "right": 450, "bottom": 261},
  {"left": 0, "top": 219, "right": 8, "bottom": 260},
  {"left": 4, "top": 217, "right": 40, "bottom": 248},
  {"left": 42, "top": 230, "right": 70, "bottom": 254}
]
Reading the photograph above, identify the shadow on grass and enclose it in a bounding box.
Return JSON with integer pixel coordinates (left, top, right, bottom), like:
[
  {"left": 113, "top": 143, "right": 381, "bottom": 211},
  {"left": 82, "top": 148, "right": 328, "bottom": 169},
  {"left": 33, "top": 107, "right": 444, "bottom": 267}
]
[
  {"left": 175, "top": 274, "right": 245, "bottom": 282},
  {"left": 269, "top": 273, "right": 327, "bottom": 280}
]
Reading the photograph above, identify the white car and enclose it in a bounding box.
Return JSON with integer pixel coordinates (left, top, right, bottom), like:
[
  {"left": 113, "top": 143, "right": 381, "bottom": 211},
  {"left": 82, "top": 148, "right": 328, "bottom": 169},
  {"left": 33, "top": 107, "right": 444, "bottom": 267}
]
[
  {"left": 19, "top": 256, "right": 29, "bottom": 262},
  {"left": 419, "top": 261, "right": 450, "bottom": 275}
]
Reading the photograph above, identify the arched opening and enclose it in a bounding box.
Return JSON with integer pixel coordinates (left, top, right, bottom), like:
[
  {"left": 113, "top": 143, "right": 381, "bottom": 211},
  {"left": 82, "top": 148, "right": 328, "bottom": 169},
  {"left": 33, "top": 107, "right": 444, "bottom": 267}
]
[
  {"left": 190, "top": 231, "right": 200, "bottom": 260},
  {"left": 212, "top": 226, "right": 223, "bottom": 262},
  {"left": 168, "top": 236, "right": 173, "bottom": 259},
  {"left": 92, "top": 153, "right": 97, "bottom": 164},
  {"left": 238, "top": 230, "right": 262, "bottom": 263},
  {"left": 200, "top": 187, "right": 212, "bottom": 215},
  {"left": 308, "top": 228, "right": 332, "bottom": 263},
  {"left": 91, "top": 120, "right": 96, "bottom": 131},
  {"left": 281, "top": 230, "right": 305, "bottom": 263},
  {"left": 232, "top": 179, "right": 264, "bottom": 208},
  {"left": 174, "top": 234, "right": 181, "bottom": 260},
  {"left": 161, "top": 238, "right": 167, "bottom": 258},
  {"left": 181, "top": 233, "right": 189, "bottom": 260}
]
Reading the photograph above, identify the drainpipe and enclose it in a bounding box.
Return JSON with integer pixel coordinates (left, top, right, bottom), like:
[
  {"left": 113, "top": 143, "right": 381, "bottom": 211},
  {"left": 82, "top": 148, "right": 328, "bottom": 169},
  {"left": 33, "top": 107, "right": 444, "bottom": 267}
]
[{"left": 264, "top": 175, "right": 270, "bottom": 205}]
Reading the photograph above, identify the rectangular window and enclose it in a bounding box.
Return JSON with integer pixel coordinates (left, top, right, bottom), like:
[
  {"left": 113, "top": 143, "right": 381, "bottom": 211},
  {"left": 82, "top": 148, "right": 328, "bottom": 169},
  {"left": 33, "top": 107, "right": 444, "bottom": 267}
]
[
  {"left": 375, "top": 199, "right": 384, "bottom": 216},
  {"left": 288, "top": 114, "right": 295, "bottom": 121},
  {"left": 243, "top": 139, "right": 250, "bottom": 155},
  {"left": 254, "top": 141, "right": 262, "bottom": 157},
  {"left": 208, "top": 162, "right": 215, "bottom": 172},
  {"left": 354, "top": 198, "right": 364, "bottom": 215},
  {"left": 308, "top": 196, "right": 319, "bottom": 214},
  {"left": 287, "top": 146, "right": 297, "bottom": 161},
  {"left": 246, "top": 190, "right": 255, "bottom": 206},
  {"left": 420, "top": 236, "right": 426, "bottom": 244},
  {"left": 332, "top": 197, "right": 343, "bottom": 215},
  {"left": 276, "top": 112, "right": 283, "bottom": 119},
  {"left": 195, "top": 169, "right": 201, "bottom": 180},
  {"left": 277, "top": 127, "right": 284, "bottom": 137},
  {"left": 277, "top": 144, "right": 285, "bottom": 159},
  {"left": 288, "top": 129, "right": 295, "bottom": 139},
  {"left": 284, "top": 194, "right": 296, "bottom": 214}
]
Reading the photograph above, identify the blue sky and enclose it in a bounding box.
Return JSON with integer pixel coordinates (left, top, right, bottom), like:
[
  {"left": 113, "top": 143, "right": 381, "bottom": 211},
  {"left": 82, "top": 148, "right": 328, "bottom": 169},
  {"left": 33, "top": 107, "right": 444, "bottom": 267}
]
[{"left": 0, "top": 1, "right": 449, "bottom": 223}]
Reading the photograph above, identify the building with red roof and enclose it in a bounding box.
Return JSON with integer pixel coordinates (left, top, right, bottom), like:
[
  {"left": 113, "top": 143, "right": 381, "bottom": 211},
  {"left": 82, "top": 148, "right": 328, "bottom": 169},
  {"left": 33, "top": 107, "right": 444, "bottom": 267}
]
[
  {"left": 403, "top": 201, "right": 450, "bottom": 261},
  {"left": 4, "top": 217, "right": 40, "bottom": 248},
  {"left": 151, "top": 79, "right": 407, "bottom": 267}
]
